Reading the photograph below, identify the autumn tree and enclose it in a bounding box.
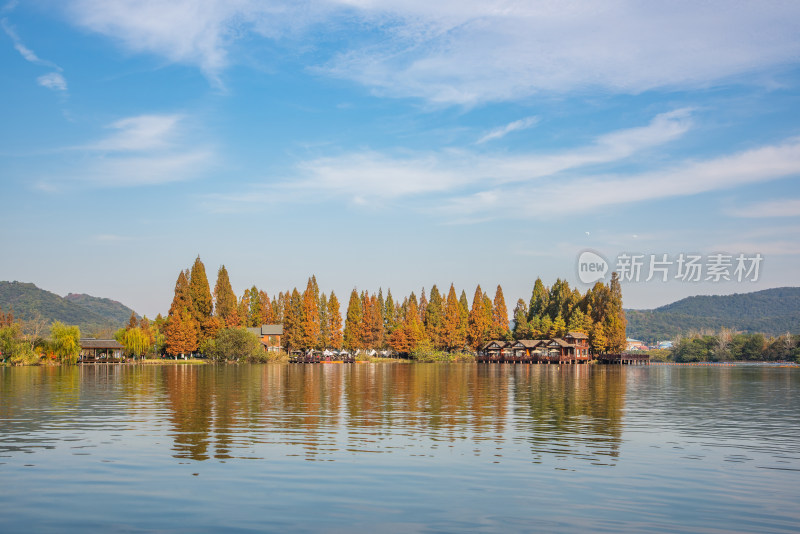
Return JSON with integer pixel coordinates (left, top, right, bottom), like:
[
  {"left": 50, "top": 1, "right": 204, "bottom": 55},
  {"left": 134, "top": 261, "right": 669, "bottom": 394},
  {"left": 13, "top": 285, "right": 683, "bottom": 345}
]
[
  {"left": 606, "top": 272, "right": 627, "bottom": 352},
  {"left": 213, "top": 265, "right": 237, "bottom": 324},
  {"left": 259, "top": 290, "right": 274, "bottom": 324},
  {"left": 319, "top": 293, "right": 330, "bottom": 349},
  {"left": 284, "top": 288, "right": 303, "bottom": 351},
  {"left": 425, "top": 285, "right": 445, "bottom": 349},
  {"left": 343, "top": 289, "right": 363, "bottom": 350},
  {"left": 189, "top": 256, "right": 214, "bottom": 341},
  {"left": 443, "top": 284, "right": 466, "bottom": 351},
  {"left": 468, "top": 286, "right": 492, "bottom": 350},
  {"left": 169, "top": 270, "right": 195, "bottom": 319},
  {"left": 165, "top": 308, "right": 198, "bottom": 357},
  {"left": 328, "top": 291, "right": 343, "bottom": 349},
  {"left": 300, "top": 277, "right": 321, "bottom": 350},
  {"left": 492, "top": 285, "right": 510, "bottom": 340}
]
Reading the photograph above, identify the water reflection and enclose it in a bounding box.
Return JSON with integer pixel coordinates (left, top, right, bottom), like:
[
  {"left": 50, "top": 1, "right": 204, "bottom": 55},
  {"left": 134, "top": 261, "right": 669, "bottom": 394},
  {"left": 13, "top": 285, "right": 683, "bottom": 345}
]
[{"left": 154, "top": 364, "right": 625, "bottom": 463}]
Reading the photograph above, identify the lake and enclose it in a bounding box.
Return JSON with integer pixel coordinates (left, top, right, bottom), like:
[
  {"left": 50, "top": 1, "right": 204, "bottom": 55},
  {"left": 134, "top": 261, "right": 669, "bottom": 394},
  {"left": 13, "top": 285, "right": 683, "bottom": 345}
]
[{"left": 1, "top": 363, "right": 798, "bottom": 533}]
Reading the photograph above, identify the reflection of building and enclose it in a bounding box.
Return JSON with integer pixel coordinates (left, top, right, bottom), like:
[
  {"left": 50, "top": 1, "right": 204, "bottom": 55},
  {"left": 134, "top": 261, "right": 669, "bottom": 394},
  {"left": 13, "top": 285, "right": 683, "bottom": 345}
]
[
  {"left": 246, "top": 324, "right": 284, "bottom": 351},
  {"left": 79, "top": 339, "right": 124, "bottom": 361}
]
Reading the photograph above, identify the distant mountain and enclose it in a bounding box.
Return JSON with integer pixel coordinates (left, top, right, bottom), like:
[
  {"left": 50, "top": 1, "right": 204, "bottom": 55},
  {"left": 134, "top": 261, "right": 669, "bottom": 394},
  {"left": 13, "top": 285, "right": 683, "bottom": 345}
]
[
  {"left": 626, "top": 287, "right": 800, "bottom": 342},
  {"left": 64, "top": 293, "right": 138, "bottom": 326},
  {"left": 0, "top": 281, "right": 138, "bottom": 334}
]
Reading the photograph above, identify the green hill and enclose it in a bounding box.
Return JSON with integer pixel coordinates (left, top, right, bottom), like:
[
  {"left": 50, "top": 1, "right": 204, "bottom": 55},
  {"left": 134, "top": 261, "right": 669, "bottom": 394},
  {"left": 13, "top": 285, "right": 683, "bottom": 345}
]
[
  {"left": 64, "top": 293, "right": 138, "bottom": 326},
  {"left": 0, "top": 281, "right": 137, "bottom": 334},
  {"left": 626, "top": 287, "right": 800, "bottom": 342}
]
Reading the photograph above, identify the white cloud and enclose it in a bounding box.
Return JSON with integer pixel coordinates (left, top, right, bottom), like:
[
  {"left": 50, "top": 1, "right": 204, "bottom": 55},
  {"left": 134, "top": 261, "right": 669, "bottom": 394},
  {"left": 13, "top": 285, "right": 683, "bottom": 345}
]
[
  {"left": 84, "top": 114, "right": 184, "bottom": 152},
  {"left": 477, "top": 116, "right": 539, "bottom": 144},
  {"left": 205, "top": 109, "right": 692, "bottom": 210},
  {"left": 40, "top": 114, "right": 213, "bottom": 189},
  {"left": 3, "top": 16, "right": 68, "bottom": 92},
  {"left": 732, "top": 198, "right": 800, "bottom": 218},
  {"left": 63, "top": 1, "right": 800, "bottom": 104},
  {"left": 444, "top": 137, "right": 800, "bottom": 220},
  {"left": 37, "top": 72, "right": 67, "bottom": 91}
]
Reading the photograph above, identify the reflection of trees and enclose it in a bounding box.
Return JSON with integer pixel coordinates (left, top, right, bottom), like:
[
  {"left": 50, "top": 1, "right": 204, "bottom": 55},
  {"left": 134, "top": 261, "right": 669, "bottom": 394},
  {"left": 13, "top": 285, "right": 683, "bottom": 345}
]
[
  {"left": 163, "top": 365, "right": 213, "bottom": 460},
  {"left": 512, "top": 365, "right": 625, "bottom": 464},
  {"left": 155, "top": 363, "right": 625, "bottom": 463}
]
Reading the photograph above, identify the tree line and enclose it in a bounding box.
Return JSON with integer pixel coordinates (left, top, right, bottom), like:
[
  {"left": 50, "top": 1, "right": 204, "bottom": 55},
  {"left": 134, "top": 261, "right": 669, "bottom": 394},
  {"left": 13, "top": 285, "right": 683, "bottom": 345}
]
[
  {"left": 155, "top": 257, "right": 628, "bottom": 357},
  {"left": 663, "top": 329, "right": 800, "bottom": 362}
]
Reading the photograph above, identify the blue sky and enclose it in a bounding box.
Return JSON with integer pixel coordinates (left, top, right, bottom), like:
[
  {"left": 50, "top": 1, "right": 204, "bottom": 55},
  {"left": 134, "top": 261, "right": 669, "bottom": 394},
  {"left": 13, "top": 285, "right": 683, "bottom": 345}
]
[{"left": 2, "top": 0, "right": 800, "bottom": 319}]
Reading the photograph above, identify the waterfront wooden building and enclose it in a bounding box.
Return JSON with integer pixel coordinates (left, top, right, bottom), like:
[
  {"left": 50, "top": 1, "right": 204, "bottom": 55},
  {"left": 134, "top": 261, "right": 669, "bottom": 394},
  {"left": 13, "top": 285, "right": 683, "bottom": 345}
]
[
  {"left": 79, "top": 339, "right": 125, "bottom": 363},
  {"left": 477, "top": 332, "right": 612, "bottom": 364}
]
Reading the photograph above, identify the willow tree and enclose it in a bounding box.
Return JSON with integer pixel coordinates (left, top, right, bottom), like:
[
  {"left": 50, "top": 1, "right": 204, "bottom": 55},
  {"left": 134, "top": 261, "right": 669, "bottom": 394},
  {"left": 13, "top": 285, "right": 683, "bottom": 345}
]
[
  {"left": 51, "top": 321, "right": 81, "bottom": 364},
  {"left": 122, "top": 327, "right": 151, "bottom": 360}
]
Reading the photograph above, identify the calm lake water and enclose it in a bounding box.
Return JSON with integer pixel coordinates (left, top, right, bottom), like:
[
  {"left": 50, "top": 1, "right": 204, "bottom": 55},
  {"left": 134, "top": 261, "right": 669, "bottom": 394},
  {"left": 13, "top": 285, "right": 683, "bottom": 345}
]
[{"left": 1, "top": 363, "right": 798, "bottom": 533}]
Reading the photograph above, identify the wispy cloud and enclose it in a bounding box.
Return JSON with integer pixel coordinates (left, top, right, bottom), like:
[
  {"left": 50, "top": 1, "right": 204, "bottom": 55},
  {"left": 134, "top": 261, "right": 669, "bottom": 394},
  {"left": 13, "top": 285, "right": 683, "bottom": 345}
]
[
  {"left": 731, "top": 198, "right": 800, "bottom": 218},
  {"left": 443, "top": 137, "right": 800, "bottom": 221},
  {"left": 476, "top": 116, "right": 539, "bottom": 144},
  {"left": 40, "top": 113, "right": 213, "bottom": 189},
  {"left": 2, "top": 16, "right": 68, "bottom": 92},
  {"left": 82, "top": 114, "right": 184, "bottom": 152},
  {"left": 63, "top": 1, "right": 800, "bottom": 104},
  {"left": 203, "top": 109, "right": 693, "bottom": 211},
  {"left": 37, "top": 72, "right": 67, "bottom": 91}
]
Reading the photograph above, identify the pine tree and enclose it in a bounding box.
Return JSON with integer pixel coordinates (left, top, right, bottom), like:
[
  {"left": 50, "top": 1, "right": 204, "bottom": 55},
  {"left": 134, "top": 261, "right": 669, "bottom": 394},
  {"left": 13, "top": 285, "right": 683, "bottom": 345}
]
[
  {"left": 443, "top": 284, "right": 466, "bottom": 351},
  {"left": 165, "top": 307, "right": 197, "bottom": 357},
  {"left": 343, "top": 289, "right": 363, "bottom": 350},
  {"left": 567, "top": 308, "right": 591, "bottom": 334},
  {"left": 607, "top": 272, "right": 627, "bottom": 353},
  {"left": 591, "top": 321, "right": 608, "bottom": 354},
  {"left": 213, "top": 266, "right": 237, "bottom": 323},
  {"left": 384, "top": 289, "right": 397, "bottom": 332},
  {"left": 247, "top": 286, "right": 261, "bottom": 327},
  {"left": 492, "top": 285, "right": 510, "bottom": 340},
  {"left": 425, "top": 285, "right": 445, "bottom": 349},
  {"left": 550, "top": 313, "right": 566, "bottom": 338},
  {"left": 284, "top": 288, "right": 303, "bottom": 351},
  {"left": 404, "top": 293, "right": 426, "bottom": 351},
  {"left": 301, "top": 277, "right": 321, "bottom": 350},
  {"left": 418, "top": 288, "right": 428, "bottom": 324},
  {"left": 528, "top": 278, "right": 548, "bottom": 322},
  {"left": 468, "top": 285, "right": 492, "bottom": 350},
  {"left": 189, "top": 256, "right": 213, "bottom": 326},
  {"left": 319, "top": 293, "right": 330, "bottom": 349},
  {"left": 512, "top": 299, "right": 529, "bottom": 340},
  {"left": 328, "top": 291, "right": 343, "bottom": 349},
  {"left": 259, "top": 290, "right": 273, "bottom": 324},
  {"left": 127, "top": 311, "right": 138, "bottom": 330},
  {"left": 169, "top": 270, "right": 195, "bottom": 318}
]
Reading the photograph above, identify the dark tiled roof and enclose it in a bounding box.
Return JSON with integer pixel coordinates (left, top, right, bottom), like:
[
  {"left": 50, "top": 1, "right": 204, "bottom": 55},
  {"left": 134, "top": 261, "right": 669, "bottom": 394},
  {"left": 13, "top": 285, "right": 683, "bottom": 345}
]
[
  {"left": 260, "top": 324, "right": 283, "bottom": 335},
  {"left": 515, "top": 339, "right": 545, "bottom": 348},
  {"left": 566, "top": 331, "right": 589, "bottom": 339},
  {"left": 80, "top": 339, "right": 124, "bottom": 349}
]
